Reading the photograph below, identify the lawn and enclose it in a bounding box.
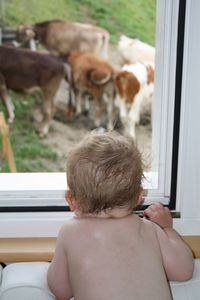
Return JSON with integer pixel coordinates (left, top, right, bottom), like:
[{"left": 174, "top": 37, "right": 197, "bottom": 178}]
[
  {"left": 2, "top": 0, "right": 156, "bottom": 45},
  {"left": 0, "top": 93, "right": 58, "bottom": 172}
]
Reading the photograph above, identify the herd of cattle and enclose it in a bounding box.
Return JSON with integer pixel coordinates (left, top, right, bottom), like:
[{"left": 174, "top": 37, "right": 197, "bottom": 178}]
[{"left": 0, "top": 19, "right": 155, "bottom": 139}]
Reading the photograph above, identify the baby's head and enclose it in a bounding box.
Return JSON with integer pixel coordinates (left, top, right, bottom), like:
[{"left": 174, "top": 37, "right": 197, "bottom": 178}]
[{"left": 66, "top": 131, "right": 144, "bottom": 215}]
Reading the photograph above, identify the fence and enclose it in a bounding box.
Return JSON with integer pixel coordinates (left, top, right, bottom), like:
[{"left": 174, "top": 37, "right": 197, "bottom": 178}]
[{"left": 0, "top": 27, "right": 16, "bottom": 45}]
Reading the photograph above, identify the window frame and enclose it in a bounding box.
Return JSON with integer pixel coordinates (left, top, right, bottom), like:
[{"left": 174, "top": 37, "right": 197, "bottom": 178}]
[
  {"left": 0, "top": 0, "right": 178, "bottom": 204},
  {"left": 1, "top": 0, "right": 199, "bottom": 237},
  {"left": 173, "top": 0, "right": 200, "bottom": 235}
]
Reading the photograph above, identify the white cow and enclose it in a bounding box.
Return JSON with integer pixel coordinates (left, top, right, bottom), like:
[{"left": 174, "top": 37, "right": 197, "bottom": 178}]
[
  {"left": 115, "top": 62, "right": 154, "bottom": 140},
  {"left": 118, "top": 35, "right": 155, "bottom": 65}
]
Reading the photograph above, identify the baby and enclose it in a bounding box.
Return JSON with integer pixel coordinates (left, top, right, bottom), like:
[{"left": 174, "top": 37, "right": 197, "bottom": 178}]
[{"left": 47, "top": 131, "right": 194, "bottom": 300}]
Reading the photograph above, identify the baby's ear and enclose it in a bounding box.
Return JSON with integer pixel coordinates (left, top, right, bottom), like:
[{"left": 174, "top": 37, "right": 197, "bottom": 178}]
[{"left": 65, "top": 190, "right": 78, "bottom": 211}]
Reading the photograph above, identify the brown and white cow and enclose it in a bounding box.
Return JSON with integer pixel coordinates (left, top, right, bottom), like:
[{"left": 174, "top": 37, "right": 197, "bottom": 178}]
[
  {"left": 16, "top": 20, "right": 109, "bottom": 59},
  {"left": 117, "top": 35, "right": 155, "bottom": 65},
  {"left": 115, "top": 62, "right": 154, "bottom": 140},
  {"left": 66, "top": 50, "right": 115, "bottom": 130},
  {"left": 0, "top": 46, "right": 69, "bottom": 137}
]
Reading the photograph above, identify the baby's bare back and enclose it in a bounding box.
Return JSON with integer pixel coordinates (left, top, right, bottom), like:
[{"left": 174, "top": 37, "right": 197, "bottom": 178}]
[{"left": 63, "top": 214, "right": 172, "bottom": 300}]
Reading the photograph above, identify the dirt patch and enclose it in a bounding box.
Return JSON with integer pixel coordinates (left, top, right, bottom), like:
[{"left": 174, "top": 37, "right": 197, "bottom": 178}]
[{"left": 40, "top": 119, "right": 152, "bottom": 172}]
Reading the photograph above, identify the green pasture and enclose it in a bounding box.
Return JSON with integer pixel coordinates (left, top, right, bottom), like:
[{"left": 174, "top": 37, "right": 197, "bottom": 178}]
[
  {"left": 0, "top": 0, "right": 156, "bottom": 172},
  {"left": 0, "top": 94, "right": 58, "bottom": 172},
  {"left": 1, "top": 0, "right": 156, "bottom": 45}
]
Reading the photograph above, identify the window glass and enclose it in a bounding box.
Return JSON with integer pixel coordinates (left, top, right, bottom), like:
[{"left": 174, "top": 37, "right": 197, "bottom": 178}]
[{"left": 0, "top": 0, "right": 179, "bottom": 209}]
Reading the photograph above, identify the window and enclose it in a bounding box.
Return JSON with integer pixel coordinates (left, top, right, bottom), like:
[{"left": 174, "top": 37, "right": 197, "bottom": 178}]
[{"left": 1, "top": 0, "right": 199, "bottom": 237}]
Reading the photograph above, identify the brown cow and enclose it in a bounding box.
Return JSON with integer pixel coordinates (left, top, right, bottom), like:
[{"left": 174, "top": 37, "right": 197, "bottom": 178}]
[
  {"left": 16, "top": 20, "right": 109, "bottom": 58},
  {"left": 0, "top": 46, "right": 69, "bottom": 137},
  {"left": 66, "top": 50, "right": 115, "bottom": 130}
]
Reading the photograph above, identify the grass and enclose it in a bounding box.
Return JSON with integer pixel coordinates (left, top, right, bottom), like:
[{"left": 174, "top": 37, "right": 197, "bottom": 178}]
[
  {"left": 2, "top": 0, "right": 80, "bottom": 27},
  {"left": 0, "top": 0, "right": 156, "bottom": 172},
  {"left": 72, "top": 0, "right": 156, "bottom": 44},
  {"left": 0, "top": 92, "right": 58, "bottom": 172},
  {"left": 1, "top": 0, "right": 156, "bottom": 45}
]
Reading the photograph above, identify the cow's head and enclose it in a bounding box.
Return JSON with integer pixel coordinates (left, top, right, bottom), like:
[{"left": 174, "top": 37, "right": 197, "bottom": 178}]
[{"left": 16, "top": 23, "right": 35, "bottom": 43}]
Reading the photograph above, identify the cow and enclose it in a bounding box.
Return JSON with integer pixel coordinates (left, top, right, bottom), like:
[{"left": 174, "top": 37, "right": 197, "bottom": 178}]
[
  {"left": 117, "top": 35, "right": 155, "bottom": 65},
  {"left": 0, "top": 46, "right": 70, "bottom": 137},
  {"left": 115, "top": 62, "right": 154, "bottom": 140},
  {"left": 66, "top": 50, "right": 115, "bottom": 130},
  {"left": 16, "top": 20, "right": 110, "bottom": 59}
]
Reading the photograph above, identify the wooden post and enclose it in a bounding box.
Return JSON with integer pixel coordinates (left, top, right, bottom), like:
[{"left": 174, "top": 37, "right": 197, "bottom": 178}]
[{"left": 0, "top": 112, "right": 17, "bottom": 172}]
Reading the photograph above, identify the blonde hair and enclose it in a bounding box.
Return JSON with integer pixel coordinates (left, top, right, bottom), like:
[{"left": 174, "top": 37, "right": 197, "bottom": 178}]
[{"left": 67, "top": 131, "right": 143, "bottom": 214}]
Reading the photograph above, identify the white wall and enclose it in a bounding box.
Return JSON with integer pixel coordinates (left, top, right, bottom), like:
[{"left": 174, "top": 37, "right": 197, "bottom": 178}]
[{"left": 174, "top": 0, "right": 200, "bottom": 234}]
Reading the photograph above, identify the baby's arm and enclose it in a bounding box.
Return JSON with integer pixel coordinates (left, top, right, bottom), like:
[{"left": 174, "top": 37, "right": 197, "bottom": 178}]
[
  {"left": 143, "top": 202, "right": 194, "bottom": 281},
  {"left": 47, "top": 224, "right": 73, "bottom": 300}
]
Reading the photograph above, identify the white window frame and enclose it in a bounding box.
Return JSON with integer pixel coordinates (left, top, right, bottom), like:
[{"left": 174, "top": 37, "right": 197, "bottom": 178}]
[
  {"left": 173, "top": 0, "right": 200, "bottom": 235},
  {"left": 1, "top": 0, "right": 199, "bottom": 237},
  {"left": 0, "top": 0, "right": 178, "bottom": 203}
]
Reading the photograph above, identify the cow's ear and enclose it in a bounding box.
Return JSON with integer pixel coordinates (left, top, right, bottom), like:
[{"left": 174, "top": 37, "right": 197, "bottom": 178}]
[{"left": 25, "top": 29, "right": 35, "bottom": 38}]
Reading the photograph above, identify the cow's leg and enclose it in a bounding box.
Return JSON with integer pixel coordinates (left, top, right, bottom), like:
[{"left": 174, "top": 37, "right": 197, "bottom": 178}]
[
  {"left": 0, "top": 73, "right": 15, "bottom": 123},
  {"left": 75, "top": 91, "right": 90, "bottom": 116},
  {"left": 83, "top": 94, "right": 90, "bottom": 114},
  {"left": 40, "top": 97, "right": 53, "bottom": 137},
  {"left": 91, "top": 88, "right": 104, "bottom": 128},
  {"left": 117, "top": 95, "right": 128, "bottom": 133},
  {"left": 130, "top": 91, "right": 144, "bottom": 125},
  {"left": 128, "top": 92, "right": 144, "bottom": 140},
  {"left": 94, "top": 96, "right": 103, "bottom": 128},
  {"left": 75, "top": 91, "right": 83, "bottom": 116},
  {"left": 117, "top": 95, "right": 136, "bottom": 139},
  {"left": 40, "top": 78, "right": 62, "bottom": 137},
  {"left": 103, "top": 93, "right": 114, "bottom": 131},
  {"left": 127, "top": 114, "right": 136, "bottom": 140},
  {"left": 66, "top": 86, "right": 76, "bottom": 123}
]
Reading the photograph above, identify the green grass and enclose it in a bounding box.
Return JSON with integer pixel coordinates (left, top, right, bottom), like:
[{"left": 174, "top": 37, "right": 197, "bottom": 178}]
[
  {"left": 0, "top": 92, "right": 58, "bottom": 172},
  {"left": 1, "top": 0, "right": 156, "bottom": 45},
  {"left": 72, "top": 0, "right": 156, "bottom": 44},
  {"left": 2, "top": 0, "right": 81, "bottom": 27},
  {"left": 0, "top": 0, "right": 156, "bottom": 172}
]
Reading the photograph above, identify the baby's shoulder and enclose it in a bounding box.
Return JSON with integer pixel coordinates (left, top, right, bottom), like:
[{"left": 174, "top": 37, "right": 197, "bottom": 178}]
[
  {"left": 139, "top": 216, "right": 158, "bottom": 234},
  {"left": 59, "top": 216, "right": 90, "bottom": 235},
  {"left": 58, "top": 216, "right": 78, "bottom": 235}
]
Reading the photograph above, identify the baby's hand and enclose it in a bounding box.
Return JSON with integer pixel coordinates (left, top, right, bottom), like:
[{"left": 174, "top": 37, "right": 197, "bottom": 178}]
[{"left": 143, "top": 202, "right": 172, "bottom": 229}]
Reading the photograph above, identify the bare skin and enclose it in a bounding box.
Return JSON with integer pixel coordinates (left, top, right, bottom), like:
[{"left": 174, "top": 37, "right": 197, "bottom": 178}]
[{"left": 47, "top": 197, "right": 194, "bottom": 300}]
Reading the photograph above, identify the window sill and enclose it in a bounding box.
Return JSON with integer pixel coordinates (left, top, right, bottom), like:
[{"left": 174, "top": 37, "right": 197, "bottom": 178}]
[
  {"left": 0, "top": 238, "right": 55, "bottom": 262},
  {"left": 0, "top": 236, "right": 199, "bottom": 262}
]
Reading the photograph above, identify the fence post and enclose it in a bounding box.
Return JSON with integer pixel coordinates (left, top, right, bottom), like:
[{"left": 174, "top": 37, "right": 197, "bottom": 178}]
[
  {"left": 0, "top": 112, "right": 17, "bottom": 173},
  {"left": 0, "top": 27, "right": 2, "bottom": 45}
]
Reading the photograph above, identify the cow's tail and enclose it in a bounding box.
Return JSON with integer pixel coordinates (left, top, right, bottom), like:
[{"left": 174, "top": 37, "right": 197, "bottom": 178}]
[{"left": 87, "top": 68, "right": 112, "bottom": 86}]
